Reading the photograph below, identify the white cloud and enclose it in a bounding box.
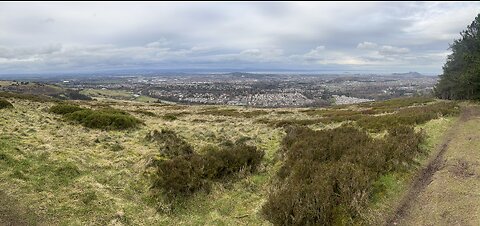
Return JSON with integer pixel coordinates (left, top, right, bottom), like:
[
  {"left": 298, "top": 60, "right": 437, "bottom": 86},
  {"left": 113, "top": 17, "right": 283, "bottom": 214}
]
[{"left": 357, "top": 42, "right": 378, "bottom": 49}]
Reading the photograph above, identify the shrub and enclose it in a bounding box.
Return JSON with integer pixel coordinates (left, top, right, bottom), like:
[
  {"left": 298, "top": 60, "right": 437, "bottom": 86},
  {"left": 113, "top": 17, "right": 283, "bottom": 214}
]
[
  {"left": 203, "top": 143, "right": 264, "bottom": 179},
  {"left": 359, "top": 96, "right": 434, "bottom": 110},
  {"left": 262, "top": 125, "right": 425, "bottom": 225},
  {"left": 65, "top": 90, "right": 93, "bottom": 100},
  {"left": 146, "top": 130, "right": 194, "bottom": 158},
  {"left": 0, "top": 99, "right": 13, "bottom": 109},
  {"left": 150, "top": 154, "right": 207, "bottom": 198},
  {"left": 76, "top": 110, "right": 141, "bottom": 130},
  {"left": 357, "top": 102, "right": 459, "bottom": 132},
  {"left": 49, "top": 104, "right": 142, "bottom": 130},
  {"left": 149, "top": 137, "right": 264, "bottom": 199},
  {"left": 0, "top": 91, "right": 58, "bottom": 103},
  {"left": 49, "top": 104, "right": 85, "bottom": 115}
]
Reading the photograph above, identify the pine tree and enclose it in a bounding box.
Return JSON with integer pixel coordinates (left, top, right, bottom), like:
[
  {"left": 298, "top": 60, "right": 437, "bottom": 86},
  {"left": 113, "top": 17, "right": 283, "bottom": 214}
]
[{"left": 435, "top": 13, "right": 480, "bottom": 100}]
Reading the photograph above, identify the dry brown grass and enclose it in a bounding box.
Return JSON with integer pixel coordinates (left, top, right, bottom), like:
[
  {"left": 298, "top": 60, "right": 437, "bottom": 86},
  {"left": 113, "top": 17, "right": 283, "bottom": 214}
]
[{"left": 0, "top": 96, "right": 464, "bottom": 225}]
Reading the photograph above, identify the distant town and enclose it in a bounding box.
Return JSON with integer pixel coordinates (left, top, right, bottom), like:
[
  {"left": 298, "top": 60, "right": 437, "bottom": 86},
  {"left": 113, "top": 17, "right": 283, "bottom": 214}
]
[{"left": 1, "top": 72, "right": 437, "bottom": 107}]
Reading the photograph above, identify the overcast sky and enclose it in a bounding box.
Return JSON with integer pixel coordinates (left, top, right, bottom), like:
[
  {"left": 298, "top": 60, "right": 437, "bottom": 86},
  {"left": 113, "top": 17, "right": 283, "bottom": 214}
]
[{"left": 0, "top": 2, "right": 479, "bottom": 75}]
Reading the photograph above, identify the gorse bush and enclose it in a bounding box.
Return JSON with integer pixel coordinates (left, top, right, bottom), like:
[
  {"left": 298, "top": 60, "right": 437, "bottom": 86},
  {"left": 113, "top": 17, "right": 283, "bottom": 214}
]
[
  {"left": 148, "top": 132, "right": 264, "bottom": 199},
  {"left": 0, "top": 99, "right": 13, "bottom": 109},
  {"left": 49, "top": 104, "right": 141, "bottom": 130},
  {"left": 262, "top": 125, "right": 425, "bottom": 225},
  {"left": 146, "top": 129, "right": 194, "bottom": 158}
]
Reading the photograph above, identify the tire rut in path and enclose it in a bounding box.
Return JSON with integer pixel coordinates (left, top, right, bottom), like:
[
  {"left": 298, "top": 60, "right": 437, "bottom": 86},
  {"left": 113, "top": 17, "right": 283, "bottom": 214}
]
[{"left": 386, "top": 106, "right": 476, "bottom": 225}]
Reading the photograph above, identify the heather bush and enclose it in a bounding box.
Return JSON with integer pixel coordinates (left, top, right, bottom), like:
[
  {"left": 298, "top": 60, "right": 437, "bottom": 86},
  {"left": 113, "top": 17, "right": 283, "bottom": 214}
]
[
  {"left": 357, "top": 102, "right": 459, "bottom": 132},
  {"left": 75, "top": 110, "right": 141, "bottom": 130},
  {"left": 149, "top": 135, "right": 264, "bottom": 199},
  {"left": 146, "top": 129, "right": 194, "bottom": 158},
  {"left": 150, "top": 154, "right": 207, "bottom": 198},
  {"left": 203, "top": 143, "right": 264, "bottom": 180},
  {"left": 262, "top": 125, "right": 425, "bottom": 225}
]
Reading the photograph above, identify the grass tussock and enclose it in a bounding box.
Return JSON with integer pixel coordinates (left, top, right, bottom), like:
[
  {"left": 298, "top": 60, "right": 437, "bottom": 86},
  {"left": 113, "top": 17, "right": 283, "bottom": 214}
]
[
  {"left": 162, "top": 114, "right": 178, "bottom": 121},
  {"left": 132, "top": 109, "right": 156, "bottom": 117}
]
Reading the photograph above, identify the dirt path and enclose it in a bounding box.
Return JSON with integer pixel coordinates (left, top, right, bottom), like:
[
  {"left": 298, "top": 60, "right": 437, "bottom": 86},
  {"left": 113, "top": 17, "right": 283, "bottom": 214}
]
[
  {"left": 387, "top": 105, "right": 480, "bottom": 225},
  {"left": 0, "top": 190, "right": 39, "bottom": 226}
]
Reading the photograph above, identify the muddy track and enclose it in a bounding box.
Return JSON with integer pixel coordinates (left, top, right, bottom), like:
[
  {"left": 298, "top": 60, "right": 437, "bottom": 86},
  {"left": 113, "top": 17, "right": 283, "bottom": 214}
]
[{"left": 386, "top": 105, "right": 477, "bottom": 225}]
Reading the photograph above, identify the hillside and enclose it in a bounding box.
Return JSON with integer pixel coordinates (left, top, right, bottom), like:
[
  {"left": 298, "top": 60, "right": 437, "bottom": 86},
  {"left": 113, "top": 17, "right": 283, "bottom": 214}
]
[{"left": 0, "top": 93, "right": 466, "bottom": 225}]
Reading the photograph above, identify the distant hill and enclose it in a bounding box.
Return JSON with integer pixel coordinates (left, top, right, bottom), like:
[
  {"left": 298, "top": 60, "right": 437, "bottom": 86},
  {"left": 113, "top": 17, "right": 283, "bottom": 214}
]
[{"left": 392, "top": 72, "right": 424, "bottom": 77}]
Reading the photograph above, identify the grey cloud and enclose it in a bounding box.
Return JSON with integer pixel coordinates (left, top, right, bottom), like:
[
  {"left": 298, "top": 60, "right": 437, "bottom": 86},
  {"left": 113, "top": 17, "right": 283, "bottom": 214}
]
[
  {"left": 0, "top": 2, "right": 479, "bottom": 74},
  {"left": 379, "top": 46, "right": 410, "bottom": 55},
  {"left": 357, "top": 42, "right": 378, "bottom": 50}
]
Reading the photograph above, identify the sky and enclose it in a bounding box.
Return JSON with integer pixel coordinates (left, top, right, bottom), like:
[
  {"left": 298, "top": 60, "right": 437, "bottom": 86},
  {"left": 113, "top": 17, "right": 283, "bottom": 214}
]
[{"left": 0, "top": 1, "right": 479, "bottom": 75}]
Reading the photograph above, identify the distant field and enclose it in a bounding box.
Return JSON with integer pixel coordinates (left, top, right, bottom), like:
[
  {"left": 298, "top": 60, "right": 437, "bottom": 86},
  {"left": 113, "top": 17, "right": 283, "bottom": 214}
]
[
  {"left": 80, "top": 88, "right": 158, "bottom": 103},
  {"left": 0, "top": 81, "right": 15, "bottom": 86},
  {"left": 0, "top": 95, "right": 463, "bottom": 225}
]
